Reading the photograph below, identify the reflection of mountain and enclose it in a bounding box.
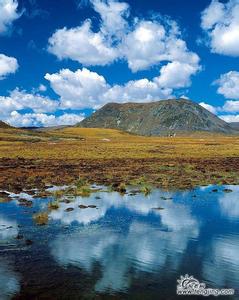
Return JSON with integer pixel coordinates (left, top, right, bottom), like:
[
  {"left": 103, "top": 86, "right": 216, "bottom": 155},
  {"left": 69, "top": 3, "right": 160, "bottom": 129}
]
[
  {"left": 50, "top": 196, "right": 198, "bottom": 293},
  {"left": 203, "top": 237, "right": 239, "bottom": 289},
  {"left": 0, "top": 259, "right": 20, "bottom": 300},
  {"left": 0, "top": 215, "right": 18, "bottom": 240}
]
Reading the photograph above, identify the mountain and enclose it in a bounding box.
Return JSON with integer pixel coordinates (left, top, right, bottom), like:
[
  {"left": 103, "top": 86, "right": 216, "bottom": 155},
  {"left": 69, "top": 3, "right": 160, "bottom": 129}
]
[
  {"left": 78, "top": 99, "right": 234, "bottom": 136},
  {"left": 229, "top": 122, "right": 239, "bottom": 131},
  {"left": 0, "top": 121, "right": 12, "bottom": 129}
]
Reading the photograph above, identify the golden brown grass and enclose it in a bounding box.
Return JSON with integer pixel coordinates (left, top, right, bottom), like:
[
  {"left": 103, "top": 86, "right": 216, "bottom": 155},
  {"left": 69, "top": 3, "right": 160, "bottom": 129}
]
[
  {"left": 0, "top": 127, "right": 238, "bottom": 160},
  {"left": 0, "top": 127, "right": 239, "bottom": 190}
]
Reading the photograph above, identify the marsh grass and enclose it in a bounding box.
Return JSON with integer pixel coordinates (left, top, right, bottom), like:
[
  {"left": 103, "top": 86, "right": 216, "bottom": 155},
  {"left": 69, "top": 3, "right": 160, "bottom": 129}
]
[
  {"left": 0, "top": 127, "right": 239, "bottom": 190},
  {"left": 33, "top": 212, "right": 49, "bottom": 225},
  {"left": 48, "top": 201, "right": 59, "bottom": 210},
  {"left": 140, "top": 184, "right": 152, "bottom": 195}
]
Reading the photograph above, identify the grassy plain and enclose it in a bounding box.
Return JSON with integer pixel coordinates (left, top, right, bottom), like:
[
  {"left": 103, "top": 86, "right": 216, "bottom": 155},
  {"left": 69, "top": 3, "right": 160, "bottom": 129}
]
[{"left": 0, "top": 127, "right": 239, "bottom": 191}]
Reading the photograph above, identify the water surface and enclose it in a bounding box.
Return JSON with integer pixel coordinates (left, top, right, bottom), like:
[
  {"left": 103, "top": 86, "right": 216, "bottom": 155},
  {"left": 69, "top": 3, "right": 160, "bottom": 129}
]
[{"left": 0, "top": 185, "right": 239, "bottom": 299}]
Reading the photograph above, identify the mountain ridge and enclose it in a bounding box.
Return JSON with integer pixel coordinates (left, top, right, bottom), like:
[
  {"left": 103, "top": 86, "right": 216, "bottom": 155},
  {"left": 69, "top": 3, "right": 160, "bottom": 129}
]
[
  {"left": 78, "top": 98, "right": 235, "bottom": 136},
  {"left": 0, "top": 121, "right": 13, "bottom": 129}
]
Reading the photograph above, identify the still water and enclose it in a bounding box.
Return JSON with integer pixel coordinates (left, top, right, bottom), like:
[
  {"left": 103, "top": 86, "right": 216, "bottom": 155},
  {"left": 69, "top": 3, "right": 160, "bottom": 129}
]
[{"left": 0, "top": 185, "right": 239, "bottom": 299}]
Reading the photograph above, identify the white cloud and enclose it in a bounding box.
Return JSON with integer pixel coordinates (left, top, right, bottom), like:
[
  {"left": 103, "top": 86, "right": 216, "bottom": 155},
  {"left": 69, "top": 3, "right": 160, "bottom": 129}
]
[
  {"left": 222, "top": 100, "right": 239, "bottom": 112},
  {"left": 0, "top": 95, "right": 21, "bottom": 117},
  {"left": 219, "top": 114, "right": 239, "bottom": 122},
  {"left": 47, "top": 0, "right": 200, "bottom": 87},
  {"left": 0, "top": 53, "right": 18, "bottom": 79},
  {"left": 199, "top": 102, "right": 218, "bottom": 114},
  {"left": 0, "top": 88, "right": 85, "bottom": 127},
  {"left": 45, "top": 67, "right": 202, "bottom": 109},
  {"left": 201, "top": 0, "right": 239, "bottom": 56},
  {"left": 215, "top": 71, "right": 239, "bottom": 99},
  {"left": 199, "top": 102, "right": 217, "bottom": 114},
  {"left": 199, "top": 99, "right": 239, "bottom": 117},
  {"left": 6, "top": 111, "right": 85, "bottom": 127},
  {"left": 45, "top": 68, "right": 110, "bottom": 109},
  {"left": 38, "top": 84, "right": 47, "bottom": 92},
  {"left": 92, "top": 0, "right": 129, "bottom": 39},
  {"left": 155, "top": 61, "right": 199, "bottom": 89},
  {"left": 103, "top": 78, "right": 172, "bottom": 103},
  {"left": 0, "top": 0, "right": 21, "bottom": 34},
  {"left": 48, "top": 20, "right": 118, "bottom": 66},
  {"left": 200, "top": 71, "right": 239, "bottom": 120},
  {"left": 48, "top": 0, "right": 130, "bottom": 66},
  {"left": 201, "top": 0, "right": 225, "bottom": 30},
  {"left": 0, "top": 88, "right": 59, "bottom": 126},
  {"left": 122, "top": 20, "right": 200, "bottom": 72},
  {"left": 8, "top": 88, "right": 58, "bottom": 113}
]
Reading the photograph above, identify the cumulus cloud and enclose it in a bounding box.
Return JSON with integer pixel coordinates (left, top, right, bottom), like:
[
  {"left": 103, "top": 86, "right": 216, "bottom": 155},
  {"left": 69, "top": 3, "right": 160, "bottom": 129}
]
[
  {"left": 0, "top": 88, "right": 58, "bottom": 119},
  {"left": 45, "top": 68, "right": 110, "bottom": 109},
  {"left": 9, "top": 88, "right": 58, "bottom": 113},
  {"left": 155, "top": 61, "right": 199, "bottom": 89},
  {"left": 199, "top": 99, "right": 239, "bottom": 118},
  {"left": 0, "top": 53, "right": 18, "bottom": 79},
  {"left": 221, "top": 100, "right": 239, "bottom": 112},
  {"left": 38, "top": 84, "right": 47, "bottom": 92},
  {"left": 6, "top": 111, "right": 85, "bottom": 127},
  {"left": 0, "top": 88, "right": 85, "bottom": 127},
  {"left": 219, "top": 114, "right": 239, "bottom": 122},
  {"left": 198, "top": 71, "right": 239, "bottom": 121},
  {"left": 46, "top": 67, "right": 202, "bottom": 109},
  {"left": 122, "top": 20, "right": 200, "bottom": 72},
  {"left": 0, "top": 0, "right": 21, "bottom": 34},
  {"left": 47, "top": 0, "right": 200, "bottom": 89},
  {"left": 199, "top": 102, "right": 218, "bottom": 114},
  {"left": 48, "top": 20, "right": 118, "bottom": 66},
  {"left": 201, "top": 0, "right": 239, "bottom": 56},
  {"left": 103, "top": 78, "right": 172, "bottom": 103},
  {"left": 48, "top": 0, "right": 130, "bottom": 66},
  {"left": 92, "top": 0, "right": 129, "bottom": 39},
  {"left": 215, "top": 71, "right": 239, "bottom": 99}
]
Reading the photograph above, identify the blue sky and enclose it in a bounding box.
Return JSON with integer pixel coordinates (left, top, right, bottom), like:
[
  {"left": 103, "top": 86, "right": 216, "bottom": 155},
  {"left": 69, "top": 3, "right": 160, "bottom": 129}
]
[{"left": 0, "top": 0, "right": 239, "bottom": 127}]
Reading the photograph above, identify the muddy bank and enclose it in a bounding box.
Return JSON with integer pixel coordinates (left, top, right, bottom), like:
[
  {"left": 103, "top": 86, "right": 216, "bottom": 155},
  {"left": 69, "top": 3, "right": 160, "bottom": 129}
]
[{"left": 1, "top": 156, "right": 239, "bottom": 192}]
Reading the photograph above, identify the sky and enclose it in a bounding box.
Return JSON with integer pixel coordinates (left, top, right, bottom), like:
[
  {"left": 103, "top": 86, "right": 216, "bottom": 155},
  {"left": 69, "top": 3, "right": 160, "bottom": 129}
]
[{"left": 1, "top": 0, "right": 239, "bottom": 127}]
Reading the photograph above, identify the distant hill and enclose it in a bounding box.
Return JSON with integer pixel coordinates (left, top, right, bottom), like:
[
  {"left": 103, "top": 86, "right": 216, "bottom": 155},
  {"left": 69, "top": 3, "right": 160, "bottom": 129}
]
[
  {"left": 229, "top": 122, "right": 239, "bottom": 130},
  {"left": 0, "top": 121, "right": 12, "bottom": 129},
  {"left": 78, "top": 99, "right": 234, "bottom": 136}
]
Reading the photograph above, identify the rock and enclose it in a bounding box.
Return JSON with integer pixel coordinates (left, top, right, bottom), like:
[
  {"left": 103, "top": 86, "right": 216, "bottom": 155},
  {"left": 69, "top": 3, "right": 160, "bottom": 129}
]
[
  {"left": 15, "top": 234, "right": 24, "bottom": 240},
  {"left": 223, "top": 188, "right": 233, "bottom": 193},
  {"left": 62, "top": 199, "right": 71, "bottom": 204},
  {"left": 78, "top": 205, "right": 88, "bottom": 209},
  {"left": 25, "top": 239, "right": 33, "bottom": 246},
  {"left": 18, "top": 199, "right": 33, "bottom": 207},
  {"left": 65, "top": 207, "right": 74, "bottom": 212},
  {"left": 0, "top": 191, "right": 9, "bottom": 197}
]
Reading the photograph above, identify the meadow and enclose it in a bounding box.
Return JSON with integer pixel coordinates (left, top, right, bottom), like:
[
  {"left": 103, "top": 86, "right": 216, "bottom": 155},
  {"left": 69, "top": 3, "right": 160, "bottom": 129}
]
[{"left": 0, "top": 127, "right": 239, "bottom": 191}]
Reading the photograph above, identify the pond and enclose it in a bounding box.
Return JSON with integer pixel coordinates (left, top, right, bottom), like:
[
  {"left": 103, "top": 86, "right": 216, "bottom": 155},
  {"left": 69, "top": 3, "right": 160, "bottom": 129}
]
[{"left": 0, "top": 185, "right": 238, "bottom": 299}]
